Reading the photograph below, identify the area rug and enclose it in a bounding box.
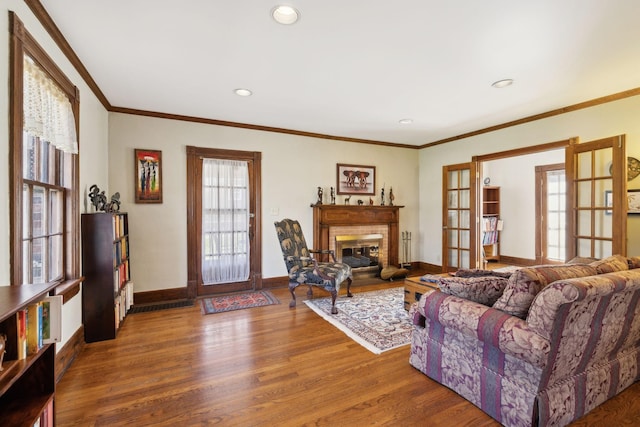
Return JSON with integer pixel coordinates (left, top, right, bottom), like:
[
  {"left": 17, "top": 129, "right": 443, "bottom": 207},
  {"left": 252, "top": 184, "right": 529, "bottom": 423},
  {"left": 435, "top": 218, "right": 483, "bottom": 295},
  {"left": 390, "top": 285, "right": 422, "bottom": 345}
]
[
  {"left": 200, "top": 291, "right": 280, "bottom": 315},
  {"left": 304, "top": 287, "right": 412, "bottom": 354}
]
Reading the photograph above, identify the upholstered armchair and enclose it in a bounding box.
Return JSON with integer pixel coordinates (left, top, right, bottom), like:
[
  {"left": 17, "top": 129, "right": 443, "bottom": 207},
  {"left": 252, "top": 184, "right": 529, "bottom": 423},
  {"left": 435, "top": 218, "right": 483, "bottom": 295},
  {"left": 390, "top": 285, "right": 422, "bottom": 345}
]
[{"left": 274, "top": 219, "right": 353, "bottom": 314}]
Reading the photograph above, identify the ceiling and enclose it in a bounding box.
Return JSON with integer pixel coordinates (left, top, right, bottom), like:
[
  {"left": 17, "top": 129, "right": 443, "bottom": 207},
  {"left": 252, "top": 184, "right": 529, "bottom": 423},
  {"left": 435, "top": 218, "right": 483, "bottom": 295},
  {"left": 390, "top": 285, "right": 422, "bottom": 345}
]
[{"left": 38, "top": 0, "right": 640, "bottom": 147}]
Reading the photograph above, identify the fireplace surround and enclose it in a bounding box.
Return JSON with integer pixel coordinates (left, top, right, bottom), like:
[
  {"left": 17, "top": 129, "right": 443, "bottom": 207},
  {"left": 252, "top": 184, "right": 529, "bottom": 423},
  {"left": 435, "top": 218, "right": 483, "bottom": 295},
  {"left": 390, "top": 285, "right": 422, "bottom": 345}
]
[{"left": 311, "top": 204, "right": 403, "bottom": 270}]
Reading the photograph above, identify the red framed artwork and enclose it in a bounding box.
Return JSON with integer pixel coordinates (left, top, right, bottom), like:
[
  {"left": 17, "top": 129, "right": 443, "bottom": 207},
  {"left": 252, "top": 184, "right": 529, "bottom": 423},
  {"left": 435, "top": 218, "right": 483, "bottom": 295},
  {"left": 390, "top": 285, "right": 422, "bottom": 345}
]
[{"left": 135, "top": 149, "right": 162, "bottom": 203}]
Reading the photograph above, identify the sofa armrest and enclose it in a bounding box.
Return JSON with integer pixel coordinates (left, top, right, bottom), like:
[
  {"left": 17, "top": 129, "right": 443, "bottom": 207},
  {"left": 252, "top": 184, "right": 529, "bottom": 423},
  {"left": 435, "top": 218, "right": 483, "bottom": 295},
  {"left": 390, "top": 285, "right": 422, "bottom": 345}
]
[{"left": 415, "top": 291, "right": 550, "bottom": 367}]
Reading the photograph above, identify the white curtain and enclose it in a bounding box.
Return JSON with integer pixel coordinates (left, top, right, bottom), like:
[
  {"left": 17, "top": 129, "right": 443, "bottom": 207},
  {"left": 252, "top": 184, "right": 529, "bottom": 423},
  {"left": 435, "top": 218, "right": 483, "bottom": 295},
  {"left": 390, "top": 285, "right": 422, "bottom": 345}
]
[
  {"left": 202, "top": 158, "right": 250, "bottom": 284},
  {"left": 23, "top": 56, "right": 78, "bottom": 154}
]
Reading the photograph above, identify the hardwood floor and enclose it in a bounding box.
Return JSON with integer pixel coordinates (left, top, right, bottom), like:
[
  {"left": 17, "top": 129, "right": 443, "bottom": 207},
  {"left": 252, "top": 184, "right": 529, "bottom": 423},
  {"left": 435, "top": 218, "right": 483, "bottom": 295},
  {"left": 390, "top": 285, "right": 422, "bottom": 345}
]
[{"left": 56, "top": 280, "right": 640, "bottom": 426}]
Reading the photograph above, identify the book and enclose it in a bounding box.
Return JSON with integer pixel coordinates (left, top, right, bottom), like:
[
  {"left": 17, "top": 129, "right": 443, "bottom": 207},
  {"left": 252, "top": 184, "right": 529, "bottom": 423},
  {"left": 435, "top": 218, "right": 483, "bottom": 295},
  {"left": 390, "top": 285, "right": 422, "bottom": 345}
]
[
  {"left": 16, "top": 309, "right": 27, "bottom": 359},
  {"left": 42, "top": 296, "right": 63, "bottom": 344},
  {"left": 27, "top": 302, "right": 42, "bottom": 355}
]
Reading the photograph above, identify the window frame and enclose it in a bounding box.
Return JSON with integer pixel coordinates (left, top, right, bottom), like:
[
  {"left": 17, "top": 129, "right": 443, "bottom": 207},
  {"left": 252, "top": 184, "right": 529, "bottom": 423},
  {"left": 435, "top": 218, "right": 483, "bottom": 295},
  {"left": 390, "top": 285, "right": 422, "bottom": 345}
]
[{"left": 9, "top": 12, "right": 81, "bottom": 298}]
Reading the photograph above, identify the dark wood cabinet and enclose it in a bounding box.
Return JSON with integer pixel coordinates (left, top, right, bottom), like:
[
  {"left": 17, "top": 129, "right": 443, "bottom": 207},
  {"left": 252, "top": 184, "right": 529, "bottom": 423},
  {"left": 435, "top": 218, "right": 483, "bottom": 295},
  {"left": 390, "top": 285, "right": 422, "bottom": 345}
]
[
  {"left": 82, "top": 213, "right": 133, "bottom": 343},
  {"left": 0, "top": 282, "right": 57, "bottom": 426}
]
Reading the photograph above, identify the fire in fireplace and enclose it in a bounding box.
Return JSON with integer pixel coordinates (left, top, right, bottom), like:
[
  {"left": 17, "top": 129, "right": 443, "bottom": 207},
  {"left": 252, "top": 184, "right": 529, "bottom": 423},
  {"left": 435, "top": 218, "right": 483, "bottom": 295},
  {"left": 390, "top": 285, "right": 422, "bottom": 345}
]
[{"left": 335, "top": 234, "right": 383, "bottom": 277}]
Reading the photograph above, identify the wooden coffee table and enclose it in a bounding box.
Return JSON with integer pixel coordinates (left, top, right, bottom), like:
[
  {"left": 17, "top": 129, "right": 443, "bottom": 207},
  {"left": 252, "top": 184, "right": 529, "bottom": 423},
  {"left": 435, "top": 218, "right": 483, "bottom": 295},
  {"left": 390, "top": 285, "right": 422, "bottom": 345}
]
[{"left": 403, "top": 276, "right": 439, "bottom": 311}]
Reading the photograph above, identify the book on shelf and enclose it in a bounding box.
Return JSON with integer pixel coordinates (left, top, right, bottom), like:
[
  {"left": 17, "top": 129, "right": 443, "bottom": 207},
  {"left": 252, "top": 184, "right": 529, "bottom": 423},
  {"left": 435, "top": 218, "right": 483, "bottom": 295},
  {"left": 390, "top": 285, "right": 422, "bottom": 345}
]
[{"left": 17, "top": 309, "right": 27, "bottom": 359}]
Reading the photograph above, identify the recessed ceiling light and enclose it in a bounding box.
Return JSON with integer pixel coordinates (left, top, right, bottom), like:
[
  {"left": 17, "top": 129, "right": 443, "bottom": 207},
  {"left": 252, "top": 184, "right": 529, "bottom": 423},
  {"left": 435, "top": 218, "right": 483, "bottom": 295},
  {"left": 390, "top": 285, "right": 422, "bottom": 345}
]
[
  {"left": 234, "top": 88, "right": 253, "bottom": 97},
  {"left": 272, "top": 5, "right": 300, "bottom": 25},
  {"left": 399, "top": 119, "right": 413, "bottom": 125},
  {"left": 491, "top": 79, "right": 514, "bottom": 88}
]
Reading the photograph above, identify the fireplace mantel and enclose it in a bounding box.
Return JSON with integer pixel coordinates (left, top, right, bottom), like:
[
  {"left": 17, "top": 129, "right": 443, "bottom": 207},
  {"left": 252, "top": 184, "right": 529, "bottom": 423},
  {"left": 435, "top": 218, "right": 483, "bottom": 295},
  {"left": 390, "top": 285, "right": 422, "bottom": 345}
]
[{"left": 311, "top": 204, "right": 403, "bottom": 267}]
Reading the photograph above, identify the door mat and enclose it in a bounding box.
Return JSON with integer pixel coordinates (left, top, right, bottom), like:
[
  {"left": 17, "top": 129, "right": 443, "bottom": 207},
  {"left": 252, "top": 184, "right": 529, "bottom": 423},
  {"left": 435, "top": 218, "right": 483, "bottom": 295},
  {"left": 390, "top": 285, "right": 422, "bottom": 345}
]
[
  {"left": 129, "top": 300, "right": 194, "bottom": 314},
  {"left": 304, "top": 287, "right": 412, "bottom": 354},
  {"left": 200, "top": 291, "right": 280, "bottom": 315}
]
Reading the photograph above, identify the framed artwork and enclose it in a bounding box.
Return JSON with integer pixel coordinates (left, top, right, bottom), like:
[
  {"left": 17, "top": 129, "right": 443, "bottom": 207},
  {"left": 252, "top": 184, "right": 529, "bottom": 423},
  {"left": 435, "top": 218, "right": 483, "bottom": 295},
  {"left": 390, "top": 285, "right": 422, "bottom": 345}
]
[
  {"left": 135, "top": 149, "right": 162, "bottom": 203},
  {"left": 336, "top": 163, "right": 376, "bottom": 196},
  {"left": 628, "top": 189, "right": 640, "bottom": 214}
]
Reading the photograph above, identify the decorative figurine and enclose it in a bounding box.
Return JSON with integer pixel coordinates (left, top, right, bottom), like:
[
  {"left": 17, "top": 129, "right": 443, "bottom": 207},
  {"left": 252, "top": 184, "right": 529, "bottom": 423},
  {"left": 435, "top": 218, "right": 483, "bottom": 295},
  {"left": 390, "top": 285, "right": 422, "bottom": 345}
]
[
  {"left": 389, "top": 187, "right": 395, "bottom": 206},
  {"left": 317, "top": 187, "right": 323, "bottom": 205},
  {"left": 369, "top": 197, "right": 374, "bottom": 205},
  {"left": 357, "top": 199, "right": 364, "bottom": 205},
  {"left": 330, "top": 187, "right": 336, "bottom": 205},
  {"left": 344, "top": 195, "right": 351, "bottom": 205},
  {"left": 88, "top": 185, "right": 121, "bottom": 213},
  {"left": 381, "top": 186, "right": 385, "bottom": 206}
]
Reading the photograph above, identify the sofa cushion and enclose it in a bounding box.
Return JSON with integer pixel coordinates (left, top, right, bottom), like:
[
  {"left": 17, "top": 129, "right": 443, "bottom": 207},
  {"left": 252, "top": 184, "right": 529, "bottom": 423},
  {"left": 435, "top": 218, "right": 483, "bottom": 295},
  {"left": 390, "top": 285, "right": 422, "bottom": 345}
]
[
  {"left": 453, "top": 268, "right": 513, "bottom": 279},
  {"left": 492, "top": 264, "right": 598, "bottom": 318},
  {"left": 628, "top": 256, "right": 640, "bottom": 269},
  {"left": 438, "top": 276, "right": 509, "bottom": 306},
  {"left": 589, "top": 254, "right": 629, "bottom": 274}
]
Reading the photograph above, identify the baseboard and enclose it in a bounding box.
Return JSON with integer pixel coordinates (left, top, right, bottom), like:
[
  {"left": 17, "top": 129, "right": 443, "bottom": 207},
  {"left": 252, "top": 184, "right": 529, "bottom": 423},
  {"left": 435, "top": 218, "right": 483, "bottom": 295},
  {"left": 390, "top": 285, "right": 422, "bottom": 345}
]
[
  {"left": 55, "top": 325, "right": 84, "bottom": 383},
  {"left": 262, "top": 276, "right": 288, "bottom": 289},
  {"left": 134, "top": 287, "right": 189, "bottom": 305},
  {"left": 498, "top": 255, "right": 537, "bottom": 266},
  {"left": 415, "top": 261, "right": 442, "bottom": 274}
]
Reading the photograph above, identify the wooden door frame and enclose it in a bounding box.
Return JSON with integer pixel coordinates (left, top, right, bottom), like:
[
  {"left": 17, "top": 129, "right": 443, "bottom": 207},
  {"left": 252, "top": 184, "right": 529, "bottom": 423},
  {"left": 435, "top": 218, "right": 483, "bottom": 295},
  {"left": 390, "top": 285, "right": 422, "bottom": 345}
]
[
  {"left": 441, "top": 162, "right": 477, "bottom": 272},
  {"left": 565, "top": 135, "right": 626, "bottom": 259},
  {"left": 535, "top": 163, "right": 565, "bottom": 264},
  {"left": 186, "top": 146, "right": 262, "bottom": 298}
]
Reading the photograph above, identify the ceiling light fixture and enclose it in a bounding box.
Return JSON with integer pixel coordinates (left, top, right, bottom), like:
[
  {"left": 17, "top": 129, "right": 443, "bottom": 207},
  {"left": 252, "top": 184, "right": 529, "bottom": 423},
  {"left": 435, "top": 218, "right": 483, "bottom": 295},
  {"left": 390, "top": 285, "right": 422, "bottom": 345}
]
[
  {"left": 272, "top": 5, "right": 300, "bottom": 25},
  {"left": 234, "top": 88, "right": 253, "bottom": 97},
  {"left": 398, "top": 119, "right": 413, "bottom": 125},
  {"left": 491, "top": 79, "right": 514, "bottom": 88}
]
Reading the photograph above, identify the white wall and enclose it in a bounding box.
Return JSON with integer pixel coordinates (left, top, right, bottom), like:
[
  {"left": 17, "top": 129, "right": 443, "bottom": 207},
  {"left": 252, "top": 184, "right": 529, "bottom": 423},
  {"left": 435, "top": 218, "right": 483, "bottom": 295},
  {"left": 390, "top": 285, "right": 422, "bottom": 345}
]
[
  {"left": 108, "top": 113, "right": 420, "bottom": 292},
  {"left": 0, "top": 3, "right": 109, "bottom": 349},
  {"left": 419, "top": 95, "right": 640, "bottom": 265}
]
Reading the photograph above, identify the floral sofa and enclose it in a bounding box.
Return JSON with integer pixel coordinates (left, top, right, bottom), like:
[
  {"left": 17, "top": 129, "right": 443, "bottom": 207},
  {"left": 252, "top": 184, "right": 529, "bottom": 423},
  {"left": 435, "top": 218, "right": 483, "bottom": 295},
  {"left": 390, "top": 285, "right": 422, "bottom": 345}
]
[{"left": 409, "top": 255, "right": 640, "bottom": 426}]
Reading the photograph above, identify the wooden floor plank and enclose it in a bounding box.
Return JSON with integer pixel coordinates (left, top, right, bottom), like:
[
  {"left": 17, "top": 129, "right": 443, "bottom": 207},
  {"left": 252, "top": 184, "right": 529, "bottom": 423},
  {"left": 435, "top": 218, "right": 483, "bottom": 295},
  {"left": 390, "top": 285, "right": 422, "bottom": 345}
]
[{"left": 56, "top": 280, "right": 640, "bottom": 426}]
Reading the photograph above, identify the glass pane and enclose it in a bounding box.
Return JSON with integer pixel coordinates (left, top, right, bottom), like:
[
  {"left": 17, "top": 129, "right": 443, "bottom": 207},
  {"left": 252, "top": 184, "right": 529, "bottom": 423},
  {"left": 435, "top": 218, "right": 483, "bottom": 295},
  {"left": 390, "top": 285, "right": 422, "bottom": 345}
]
[
  {"left": 459, "top": 190, "right": 470, "bottom": 209},
  {"left": 448, "top": 249, "right": 458, "bottom": 268},
  {"left": 448, "top": 230, "right": 458, "bottom": 247},
  {"left": 594, "top": 148, "right": 612, "bottom": 178},
  {"left": 447, "top": 171, "right": 458, "bottom": 190},
  {"left": 460, "top": 169, "right": 470, "bottom": 188},
  {"left": 578, "top": 210, "right": 591, "bottom": 236},
  {"left": 23, "top": 132, "right": 36, "bottom": 180},
  {"left": 594, "top": 180, "right": 612, "bottom": 207},
  {"left": 22, "top": 241, "right": 30, "bottom": 284},
  {"left": 577, "top": 152, "right": 592, "bottom": 179},
  {"left": 50, "top": 189, "right": 63, "bottom": 234},
  {"left": 448, "top": 210, "right": 458, "bottom": 228},
  {"left": 594, "top": 210, "right": 612, "bottom": 238},
  {"left": 447, "top": 191, "right": 458, "bottom": 208},
  {"left": 577, "top": 238, "right": 592, "bottom": 257},
  {"left": 594, "top": 240, "right": 612, "bottom": 259},
  {"left": 460, "top": 250, "right": 470, "bottom": 269},
  {"left": 32, "top": 186, "right": 46, "bottom": 238},
  {"left": 23, "top": 184, "right": 31, "bottom": 239},
  {"left": 577, "top": 181, "right": 592, "bottom": 207},
  {"left": 459, "top": 211, "right": 470, "bottom": 229},
  {"left": 49, "top": 235, "right": 62, "bottom": 281},
  {"left": 460, "top": 230, "right": 470, "bottom": 249},
  {"left": 32, "top": 238, "right": 45, "bottom": 284}
]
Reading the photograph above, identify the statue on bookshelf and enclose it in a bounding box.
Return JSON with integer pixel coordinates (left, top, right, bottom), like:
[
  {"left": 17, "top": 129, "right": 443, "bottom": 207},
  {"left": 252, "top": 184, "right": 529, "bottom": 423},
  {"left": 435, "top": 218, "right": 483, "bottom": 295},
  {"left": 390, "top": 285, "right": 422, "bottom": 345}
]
[{"left": 89, "top": 185, "right": 121, "bottom": 213}]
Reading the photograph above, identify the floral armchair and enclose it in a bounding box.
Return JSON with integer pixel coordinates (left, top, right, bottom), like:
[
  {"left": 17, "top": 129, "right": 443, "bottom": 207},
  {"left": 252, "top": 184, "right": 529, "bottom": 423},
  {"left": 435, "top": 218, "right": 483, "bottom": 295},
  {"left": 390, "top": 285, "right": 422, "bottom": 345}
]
[{"left": 274, "top": 219, "right": 352, "bottom": 314}]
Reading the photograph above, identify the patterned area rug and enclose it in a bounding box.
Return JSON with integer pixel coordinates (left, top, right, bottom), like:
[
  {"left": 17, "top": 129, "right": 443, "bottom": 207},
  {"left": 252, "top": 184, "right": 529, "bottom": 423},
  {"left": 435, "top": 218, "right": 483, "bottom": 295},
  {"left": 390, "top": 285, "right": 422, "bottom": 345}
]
[
  {"left": 200, "top": 291, "right": 280, "bottom": 315},
  {"left": 304, "top": 287, "right": 412, "bottom": 354}
]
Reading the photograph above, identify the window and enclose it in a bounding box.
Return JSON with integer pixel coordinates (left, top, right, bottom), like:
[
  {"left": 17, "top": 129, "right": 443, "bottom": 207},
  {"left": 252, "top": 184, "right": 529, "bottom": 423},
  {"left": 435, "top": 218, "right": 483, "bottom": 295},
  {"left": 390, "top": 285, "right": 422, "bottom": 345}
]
[{"left": 10, "top": 13, "right": 80, "bottom": 288}]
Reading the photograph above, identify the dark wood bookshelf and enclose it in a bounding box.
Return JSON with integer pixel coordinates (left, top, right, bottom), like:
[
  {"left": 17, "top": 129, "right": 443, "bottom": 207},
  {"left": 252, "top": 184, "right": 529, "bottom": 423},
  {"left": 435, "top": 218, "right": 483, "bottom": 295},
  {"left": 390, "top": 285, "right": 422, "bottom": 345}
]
[
  {"left": 82, "top": 213, "right": 133, "bottom": 343},
  {"left": 0, "top": 283, "right": 57, "bottom": 426}
]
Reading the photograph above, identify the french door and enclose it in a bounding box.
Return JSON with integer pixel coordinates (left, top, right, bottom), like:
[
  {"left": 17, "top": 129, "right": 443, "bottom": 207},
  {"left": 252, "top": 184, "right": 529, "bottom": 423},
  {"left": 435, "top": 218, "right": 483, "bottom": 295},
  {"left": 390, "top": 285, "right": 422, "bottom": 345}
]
[
  {"left": 535, "top": 164, "right": 567, "bottom": 264},
  {"left": 565, "top": 135, "right": 626, "bottom": 259},
  {"left": 442, "top": 162, "right": 477, "bottom": 272},
  {"left": 186, "top": 146, "right": 262, "bottom": 297}
]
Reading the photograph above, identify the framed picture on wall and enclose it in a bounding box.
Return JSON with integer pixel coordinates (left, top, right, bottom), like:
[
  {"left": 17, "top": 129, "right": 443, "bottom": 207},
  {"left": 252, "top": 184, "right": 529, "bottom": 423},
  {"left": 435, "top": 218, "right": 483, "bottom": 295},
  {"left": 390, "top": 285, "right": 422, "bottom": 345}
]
[
  {"left": 134, "top": 149, "right": 163, "bottom": 203},
  {"left": 336, "top": 163, "right": 376, "bottom": 196},
  {"left": 628, "top": 189, "right": 640, "bottom": 214}
]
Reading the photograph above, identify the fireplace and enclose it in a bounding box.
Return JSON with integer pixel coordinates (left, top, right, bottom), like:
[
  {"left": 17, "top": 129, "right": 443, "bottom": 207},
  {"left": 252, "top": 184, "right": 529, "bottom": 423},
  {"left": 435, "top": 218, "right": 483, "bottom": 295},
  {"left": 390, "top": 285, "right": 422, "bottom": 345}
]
[
  {"left": 335, "top": 234, "right": 383, "bottom": 277},
  {"left": 311, "top": 204, "right": 403, "bottom": 272}
]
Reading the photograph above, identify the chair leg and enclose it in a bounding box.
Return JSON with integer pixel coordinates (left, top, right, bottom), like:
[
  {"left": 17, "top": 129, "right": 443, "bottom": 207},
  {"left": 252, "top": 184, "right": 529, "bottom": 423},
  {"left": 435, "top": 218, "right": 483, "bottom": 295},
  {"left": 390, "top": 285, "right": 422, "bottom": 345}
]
[
  {"left": 307, "top": 285, "right": 313, "bottom": 298},
  {"left": 330, "top": 289, "right": 338, "bottom": 314},
  {"left": 346, "top": 277, "right": 353, "bottom": 298},
  {"left": 288, "top": 282, "right": 297, "bottom": 308}
]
